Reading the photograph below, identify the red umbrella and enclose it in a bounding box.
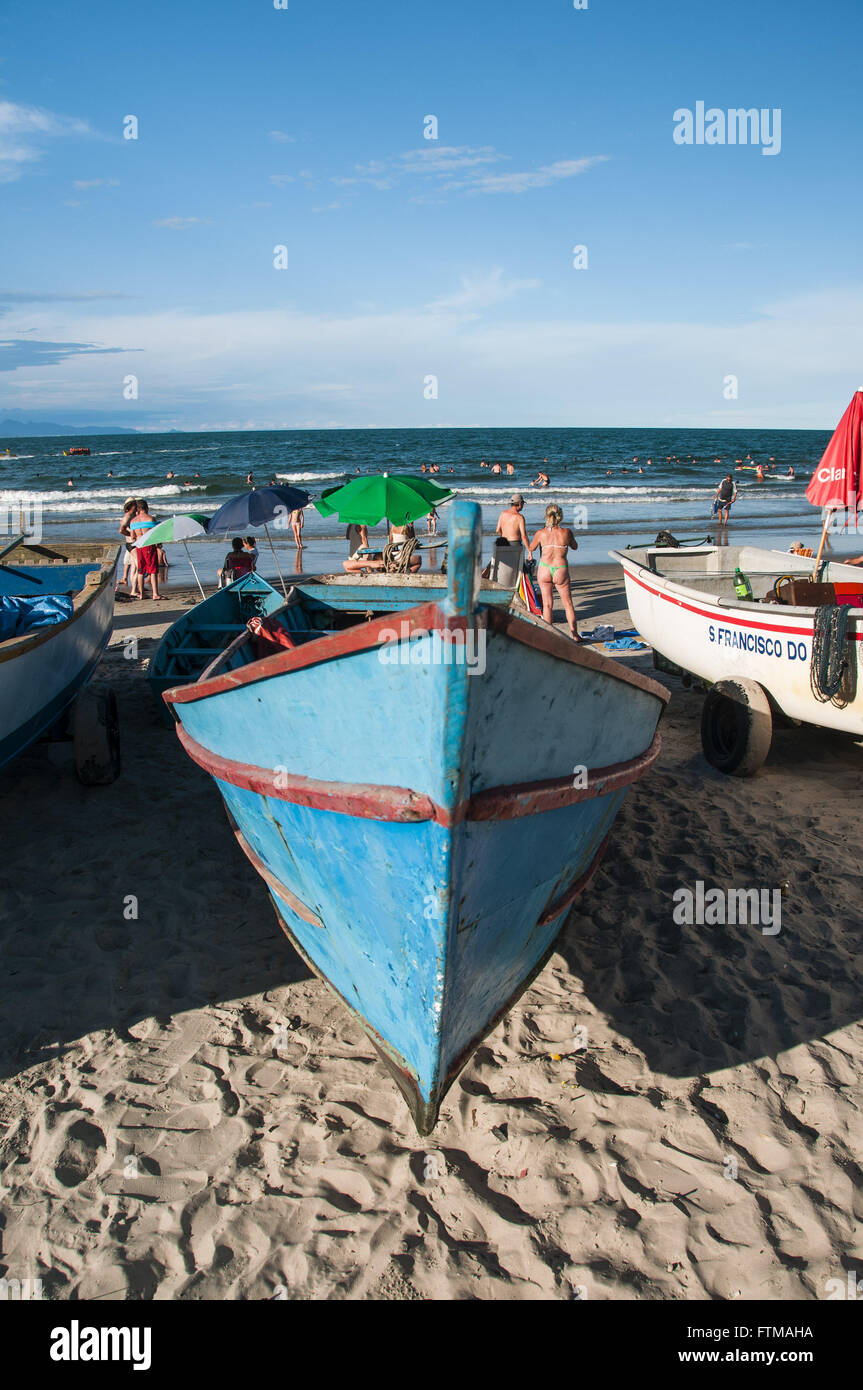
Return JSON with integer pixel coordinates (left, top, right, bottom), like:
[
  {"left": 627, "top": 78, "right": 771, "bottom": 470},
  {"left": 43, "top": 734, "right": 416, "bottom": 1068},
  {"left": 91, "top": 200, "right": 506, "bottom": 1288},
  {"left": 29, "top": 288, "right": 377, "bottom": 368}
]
[{"left": 808, "top": 389, "right": 863, "bottom": 574}]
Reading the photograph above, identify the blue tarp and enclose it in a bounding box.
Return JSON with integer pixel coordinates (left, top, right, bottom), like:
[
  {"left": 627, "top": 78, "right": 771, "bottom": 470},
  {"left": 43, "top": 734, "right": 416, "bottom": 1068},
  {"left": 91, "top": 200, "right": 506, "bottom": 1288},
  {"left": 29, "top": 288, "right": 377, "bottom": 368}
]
[{"left": 0, "top": 595, "right": 74, "bottom": 641}]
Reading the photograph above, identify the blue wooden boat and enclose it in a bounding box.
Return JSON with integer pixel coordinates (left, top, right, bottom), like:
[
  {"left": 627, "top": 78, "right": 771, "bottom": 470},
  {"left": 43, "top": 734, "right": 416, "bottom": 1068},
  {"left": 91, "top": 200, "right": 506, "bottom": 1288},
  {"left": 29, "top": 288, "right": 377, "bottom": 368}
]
[
  {"left": 0, "top": 538, "right": 120, "bottom": 771},
  {"left": 292, "top": 568, "right": 518, "bottom": 614},
  {"left": 164, "top": 503, "right": 668, "bottom": 1133},
  {"left": 149, "top": 572, "right": 285, "bottom": 721}
]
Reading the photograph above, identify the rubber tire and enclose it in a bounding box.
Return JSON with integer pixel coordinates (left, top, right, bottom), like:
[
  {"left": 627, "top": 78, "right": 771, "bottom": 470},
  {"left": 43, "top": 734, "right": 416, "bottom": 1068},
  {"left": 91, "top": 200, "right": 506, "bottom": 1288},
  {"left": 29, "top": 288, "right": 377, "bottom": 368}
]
[
  {"left": 701, "top": 677, "right": 773, "bottom": 777},
  {"left": 73, "top": 684, "right": 121, "bottom": 785}
]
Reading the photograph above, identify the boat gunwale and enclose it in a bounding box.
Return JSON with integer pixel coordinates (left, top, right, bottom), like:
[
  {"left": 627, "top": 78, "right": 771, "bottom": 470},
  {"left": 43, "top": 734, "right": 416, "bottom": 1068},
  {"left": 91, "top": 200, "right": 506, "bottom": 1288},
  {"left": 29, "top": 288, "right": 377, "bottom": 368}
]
[
  {"left": 174, "top": 721, "right": 662, "bottom": 826},
  {"left": 613, "top": 548, "right": 863, "bottom": 639},
  {"left": 0, "top": 546, "right": 120, "bottom": 665},
  {"left": 163, "top": 596, "right": 670, "bottom": 708}
]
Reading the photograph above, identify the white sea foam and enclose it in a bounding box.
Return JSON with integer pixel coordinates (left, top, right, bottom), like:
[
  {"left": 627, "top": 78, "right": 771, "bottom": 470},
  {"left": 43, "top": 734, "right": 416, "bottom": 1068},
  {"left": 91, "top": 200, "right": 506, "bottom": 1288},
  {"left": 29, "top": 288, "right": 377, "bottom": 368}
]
[{"left": 275, "top": 471, "right": 348, "bottom": 482}]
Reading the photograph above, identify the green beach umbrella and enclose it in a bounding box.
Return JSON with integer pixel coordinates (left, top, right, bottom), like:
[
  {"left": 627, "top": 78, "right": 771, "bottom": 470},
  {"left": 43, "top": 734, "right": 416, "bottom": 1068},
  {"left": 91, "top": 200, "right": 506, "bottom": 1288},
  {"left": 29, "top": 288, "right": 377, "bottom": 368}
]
[
  {"left": 134, "top": 512, "right": 209, "bottom": 598},
  {"left": 314, "top": 472, "right": 454, "bottom": 527}
]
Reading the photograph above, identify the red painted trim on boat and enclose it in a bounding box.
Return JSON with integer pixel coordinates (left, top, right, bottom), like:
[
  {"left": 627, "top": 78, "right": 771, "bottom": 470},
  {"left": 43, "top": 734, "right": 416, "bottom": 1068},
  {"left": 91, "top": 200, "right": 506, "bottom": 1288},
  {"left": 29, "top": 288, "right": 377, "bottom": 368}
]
[
  {"left": 485, "top": 606, "right": 670, "bottom": 702},
  {"left": 463, "top": 731, "right": 662, "bottom": 822},
  {"left": 231, "top": 824, "right": 325, "bottom": 927},
  {"left": 175, "top": 723, "right": 661, "bottom": 826},
  {"left": 164, "top": 601, "right": 445, "bottom": 705},
  {"left": 165, "top": 596, "right": 671, "bottom": 707},
  {"left": 176, "top": 723, "right": 444, "bottom": 823},
  {"left": 625, "top": 565, "right": 863, "bottom": 641},
  {"left": 536, "top": 830, "right": 611, "bottom": 928}
]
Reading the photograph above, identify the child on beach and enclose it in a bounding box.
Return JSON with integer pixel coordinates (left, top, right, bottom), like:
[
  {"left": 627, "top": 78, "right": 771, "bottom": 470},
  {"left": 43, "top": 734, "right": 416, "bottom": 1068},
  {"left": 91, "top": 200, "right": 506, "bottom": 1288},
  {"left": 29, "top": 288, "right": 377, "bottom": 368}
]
[
  {"left": 118, "top": 497, "right": 139, "bottom": 592},
  {"left": 242, "top": 537, "right": 258, "bottom": 568}
]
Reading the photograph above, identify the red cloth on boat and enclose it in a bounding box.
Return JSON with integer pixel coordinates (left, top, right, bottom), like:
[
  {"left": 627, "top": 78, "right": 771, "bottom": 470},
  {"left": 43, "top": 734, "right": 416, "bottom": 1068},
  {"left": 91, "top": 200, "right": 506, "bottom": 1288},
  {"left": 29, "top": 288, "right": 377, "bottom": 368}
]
[
  {"left": 137, "top": 545, "right": 159, "bottom": 576},
  {"left": 247, "top": 616, "right": 296, "bottom": 657}
]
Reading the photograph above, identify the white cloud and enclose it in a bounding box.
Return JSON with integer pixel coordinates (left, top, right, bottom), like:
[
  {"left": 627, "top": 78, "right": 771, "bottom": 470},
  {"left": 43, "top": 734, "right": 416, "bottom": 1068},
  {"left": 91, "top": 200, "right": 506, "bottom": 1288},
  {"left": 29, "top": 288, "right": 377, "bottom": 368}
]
[
  {"left": 269, "top": 173, "right": 294, "bottom": 187},
  {"left": 72, "top": 178, "right": 120, "bottom": 190},
  {"left": 152, "top": 216, "right": 211, "bottom": 230},
  {"left": 426, "top": 269, "right": 541, "bottom": 313},
  {"left": 449, "top": 155, "right": 609, "bottom": 194},
  {"left": 329, "top": 145, "right": 607, "bottom": 199},
  {"left": 0, "top": 100, "right": 93, "bottom": 182},
  {"left": 398, "top": 145, "right": 502, "bottom": 174},
  {"left": 268, "top": 130, "right": 296, "bottom": 143},
  {"left": 4, "top": 286, "right": 862, "bottom": 429}
]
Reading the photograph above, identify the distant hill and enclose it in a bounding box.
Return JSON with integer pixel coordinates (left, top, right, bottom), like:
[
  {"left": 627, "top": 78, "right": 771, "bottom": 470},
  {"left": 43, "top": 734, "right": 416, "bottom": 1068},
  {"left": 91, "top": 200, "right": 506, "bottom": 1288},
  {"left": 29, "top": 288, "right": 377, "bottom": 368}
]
[{"left": 0, "top": 418, "right": 140, "bottom": 437}]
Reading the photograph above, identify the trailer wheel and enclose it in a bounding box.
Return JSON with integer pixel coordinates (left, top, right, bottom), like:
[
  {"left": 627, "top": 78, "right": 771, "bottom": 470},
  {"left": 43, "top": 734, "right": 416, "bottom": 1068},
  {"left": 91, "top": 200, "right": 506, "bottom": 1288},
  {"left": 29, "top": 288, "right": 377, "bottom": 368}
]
[
  {"left": 73, "top": 684, "right": 121, "bottom": 785},
  {"left": 701, "top": 678, "right": 773, "bottom": 777}
]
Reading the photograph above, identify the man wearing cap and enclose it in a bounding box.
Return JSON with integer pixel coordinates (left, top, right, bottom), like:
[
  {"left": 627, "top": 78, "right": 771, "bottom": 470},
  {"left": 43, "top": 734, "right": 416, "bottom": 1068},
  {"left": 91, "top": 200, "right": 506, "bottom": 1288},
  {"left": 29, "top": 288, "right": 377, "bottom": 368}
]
[{"left": 493, "top": 494, "right": 531, "bottom": 587}]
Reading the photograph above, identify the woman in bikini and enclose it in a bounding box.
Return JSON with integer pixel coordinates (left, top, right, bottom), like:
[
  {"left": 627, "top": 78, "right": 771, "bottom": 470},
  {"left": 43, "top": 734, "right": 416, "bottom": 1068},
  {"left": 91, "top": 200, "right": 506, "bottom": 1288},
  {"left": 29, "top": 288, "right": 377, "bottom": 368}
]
[{"left": 529, "top": 502, "right": 580, "bottom": 640}]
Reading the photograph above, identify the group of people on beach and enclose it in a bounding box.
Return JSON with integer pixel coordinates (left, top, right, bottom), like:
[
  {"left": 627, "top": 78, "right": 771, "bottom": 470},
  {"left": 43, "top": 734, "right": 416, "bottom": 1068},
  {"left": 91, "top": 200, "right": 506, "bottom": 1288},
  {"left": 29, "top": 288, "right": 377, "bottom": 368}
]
[
  {"left": 496, "top": 494, "right": 581, "bottom": 640},
  {"left": 118, "top": 498, "right": 168, "bottom": 600}
]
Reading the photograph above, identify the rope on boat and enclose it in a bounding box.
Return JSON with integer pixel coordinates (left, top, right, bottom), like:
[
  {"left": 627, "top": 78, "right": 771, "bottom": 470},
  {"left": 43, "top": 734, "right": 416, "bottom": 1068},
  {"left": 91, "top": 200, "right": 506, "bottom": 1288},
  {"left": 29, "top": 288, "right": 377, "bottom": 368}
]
[
  {"left": 810, "top": 604, "right": 853, "bottom": 706},
  {"left": 382, "top": 536, "right": 420, "bottom": 573}
]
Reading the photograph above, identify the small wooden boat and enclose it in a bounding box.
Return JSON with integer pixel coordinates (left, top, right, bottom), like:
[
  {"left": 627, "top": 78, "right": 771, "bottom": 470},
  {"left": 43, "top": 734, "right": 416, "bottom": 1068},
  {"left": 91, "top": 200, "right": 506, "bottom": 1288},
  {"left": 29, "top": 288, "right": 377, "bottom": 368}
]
[
  {"left": 613, "top": 542, "right": 863, "bottom": 775},
  {"left": 148, "top": 573, "right": 286, "bottom": 721},
  {"left": 164, "top": 503, "right": 668, "bottom": 1132},
  {"left": 292, "top": 568, "right": 517, "bottom": 613},
  {"left": 0, "top": 538, "right": 120, "bottom": 775}
]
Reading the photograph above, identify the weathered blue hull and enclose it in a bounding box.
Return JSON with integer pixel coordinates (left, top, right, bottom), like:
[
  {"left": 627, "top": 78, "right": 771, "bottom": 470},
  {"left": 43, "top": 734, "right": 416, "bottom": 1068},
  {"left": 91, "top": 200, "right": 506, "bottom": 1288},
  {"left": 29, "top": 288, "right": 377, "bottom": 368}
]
[
  {"left": 0, "top": 541, "right": 119, "bottom": 770},
  {"left": 165, "top": 504, "right": 667, "bottom": 1131}
]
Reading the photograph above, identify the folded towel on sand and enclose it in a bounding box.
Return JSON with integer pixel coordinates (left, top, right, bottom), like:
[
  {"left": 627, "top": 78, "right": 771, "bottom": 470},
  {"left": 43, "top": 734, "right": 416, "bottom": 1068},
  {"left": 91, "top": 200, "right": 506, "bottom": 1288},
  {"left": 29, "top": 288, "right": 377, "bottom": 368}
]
[{"left": 581, "top": 624, "right": 615, "bottom": 641}]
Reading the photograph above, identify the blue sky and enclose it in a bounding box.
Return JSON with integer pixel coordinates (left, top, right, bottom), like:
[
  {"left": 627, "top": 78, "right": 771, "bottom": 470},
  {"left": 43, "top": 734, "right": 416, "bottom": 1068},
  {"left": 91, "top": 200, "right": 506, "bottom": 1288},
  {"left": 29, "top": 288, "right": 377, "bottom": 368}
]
[{"left": 1, "top": 0, "right": 861, "bottom": 430}]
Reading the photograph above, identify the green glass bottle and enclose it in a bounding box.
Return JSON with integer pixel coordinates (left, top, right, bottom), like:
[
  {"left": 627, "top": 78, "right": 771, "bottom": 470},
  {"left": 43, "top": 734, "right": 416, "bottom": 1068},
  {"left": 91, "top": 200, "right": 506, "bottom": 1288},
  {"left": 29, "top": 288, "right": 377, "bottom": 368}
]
[{"left": 734, "top": 567, "right": 753, "bottom": 601}]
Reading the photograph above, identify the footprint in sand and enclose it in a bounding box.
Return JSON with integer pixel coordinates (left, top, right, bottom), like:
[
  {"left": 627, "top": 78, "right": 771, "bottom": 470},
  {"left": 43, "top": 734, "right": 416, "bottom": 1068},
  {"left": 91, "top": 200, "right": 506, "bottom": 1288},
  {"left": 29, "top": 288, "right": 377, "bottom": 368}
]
[{"left": 54, "top": 1118, "right": 107, "bottom": 1187}]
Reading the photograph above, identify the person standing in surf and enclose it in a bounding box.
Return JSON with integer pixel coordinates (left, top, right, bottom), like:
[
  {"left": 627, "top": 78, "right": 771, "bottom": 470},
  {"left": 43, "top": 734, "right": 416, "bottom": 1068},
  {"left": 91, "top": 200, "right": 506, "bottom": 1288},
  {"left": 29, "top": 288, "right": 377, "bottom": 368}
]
[{"left": 713, "top": 473, "right": 738, "bottom": 526}]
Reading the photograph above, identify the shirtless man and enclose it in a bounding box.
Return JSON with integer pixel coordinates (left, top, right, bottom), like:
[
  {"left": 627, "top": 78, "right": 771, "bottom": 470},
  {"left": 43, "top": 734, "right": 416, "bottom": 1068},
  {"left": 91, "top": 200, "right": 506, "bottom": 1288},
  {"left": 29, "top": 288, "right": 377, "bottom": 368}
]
[{"left": 496, "top": 494, "right": 530, "bottom": 555}]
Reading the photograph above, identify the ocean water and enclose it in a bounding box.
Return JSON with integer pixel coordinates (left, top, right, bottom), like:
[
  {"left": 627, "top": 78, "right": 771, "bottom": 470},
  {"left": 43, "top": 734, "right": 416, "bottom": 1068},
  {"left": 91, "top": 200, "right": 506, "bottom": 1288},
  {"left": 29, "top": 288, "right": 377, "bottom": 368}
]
[{"left": 0, "top": 426, "right": 851, "bottom": 588}]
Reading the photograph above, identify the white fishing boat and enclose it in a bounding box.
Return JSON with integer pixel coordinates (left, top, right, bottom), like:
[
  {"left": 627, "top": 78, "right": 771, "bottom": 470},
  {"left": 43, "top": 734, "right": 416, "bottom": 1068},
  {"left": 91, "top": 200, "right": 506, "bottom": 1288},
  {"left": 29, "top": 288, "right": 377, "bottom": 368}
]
[
  {"left": 0, "top": 537, "right": 121, "bottom": 779},
  {"left": 612, "top": 542, "right": 863, "bottom": 775}
]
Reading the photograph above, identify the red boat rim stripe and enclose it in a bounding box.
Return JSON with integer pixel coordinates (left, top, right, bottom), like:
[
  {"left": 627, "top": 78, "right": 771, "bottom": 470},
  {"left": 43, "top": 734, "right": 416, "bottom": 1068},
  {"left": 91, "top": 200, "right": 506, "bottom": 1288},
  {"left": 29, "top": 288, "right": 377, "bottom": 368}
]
[
  {"left": 231, "top": 824, "right": 324, "bottom": 927},
  {"left": 537, "top": 830, "right": 611, "bottom": 928},
  {"left": 165, "top": 601, "right": 455, "bottom": 705},
  {"left": 624, "top": 564, "right": 863, "bottom": 641},
  {"left": 164, "top": 599, "right": 671, "bottom": 706},
  {"left": 175, "top": 723, "right": 661, "bottom": 826}
]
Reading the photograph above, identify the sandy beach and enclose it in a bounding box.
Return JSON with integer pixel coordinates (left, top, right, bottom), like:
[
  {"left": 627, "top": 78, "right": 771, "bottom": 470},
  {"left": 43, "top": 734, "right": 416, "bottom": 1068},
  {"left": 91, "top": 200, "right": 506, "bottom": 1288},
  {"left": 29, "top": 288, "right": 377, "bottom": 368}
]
[{"left": 1, "top": 563, "right": 861, "bottom": 1302}]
